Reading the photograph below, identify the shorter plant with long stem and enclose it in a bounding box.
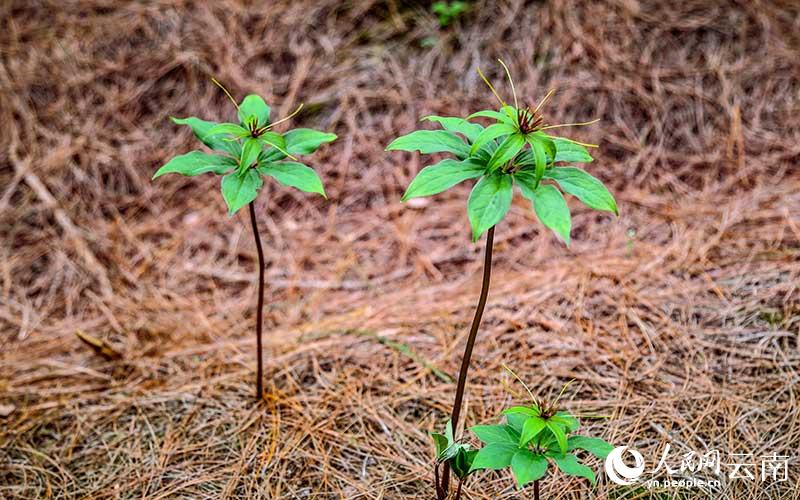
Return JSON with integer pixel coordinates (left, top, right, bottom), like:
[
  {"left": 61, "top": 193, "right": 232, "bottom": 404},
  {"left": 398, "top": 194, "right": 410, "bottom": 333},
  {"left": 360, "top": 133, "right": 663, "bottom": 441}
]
[{"left": 153, "top": 83, "right": 336, "bottom": 399}]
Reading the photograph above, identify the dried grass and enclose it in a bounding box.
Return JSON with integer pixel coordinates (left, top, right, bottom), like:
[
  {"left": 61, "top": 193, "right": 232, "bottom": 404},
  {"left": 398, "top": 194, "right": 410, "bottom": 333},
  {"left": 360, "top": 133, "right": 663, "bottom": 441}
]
[{"left": 1, "top": 0, "right": 799, "bottom": 498}]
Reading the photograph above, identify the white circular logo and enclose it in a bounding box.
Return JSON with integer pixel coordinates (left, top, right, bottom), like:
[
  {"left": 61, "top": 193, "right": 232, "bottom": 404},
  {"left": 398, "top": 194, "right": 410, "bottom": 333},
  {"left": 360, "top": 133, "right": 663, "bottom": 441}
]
[{"left": 604, "top": 446, "right": 645, "bottom": 485}]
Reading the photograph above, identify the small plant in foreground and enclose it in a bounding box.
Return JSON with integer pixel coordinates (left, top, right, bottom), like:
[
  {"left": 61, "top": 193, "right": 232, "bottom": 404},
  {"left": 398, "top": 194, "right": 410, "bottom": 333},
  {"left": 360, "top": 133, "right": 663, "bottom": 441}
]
[
  {"left": 386, "top": 60, "right": 617, "bottom": 498},
  {"left": 153, "top": 82, "right": 336, "bottom": 399},
  {"left": 431, "top": 420, "right": 478, "bottom": 499},
  {"left": 468, "top": 383, "right": 613, "bottom": 499}
]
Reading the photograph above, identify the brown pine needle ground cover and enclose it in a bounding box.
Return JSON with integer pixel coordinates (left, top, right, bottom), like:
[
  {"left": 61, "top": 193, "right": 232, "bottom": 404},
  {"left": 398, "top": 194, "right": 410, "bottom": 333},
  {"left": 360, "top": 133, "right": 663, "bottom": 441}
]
[{"left": 1, "top": 1, "right": 799, "bottom": 498}]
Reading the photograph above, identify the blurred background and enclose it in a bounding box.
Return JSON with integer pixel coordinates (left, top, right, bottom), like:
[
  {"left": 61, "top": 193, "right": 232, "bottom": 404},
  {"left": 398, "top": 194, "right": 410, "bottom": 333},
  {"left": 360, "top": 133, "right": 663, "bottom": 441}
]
[{"left": 1, "top": 1, "right": 799, "bottom": 498}]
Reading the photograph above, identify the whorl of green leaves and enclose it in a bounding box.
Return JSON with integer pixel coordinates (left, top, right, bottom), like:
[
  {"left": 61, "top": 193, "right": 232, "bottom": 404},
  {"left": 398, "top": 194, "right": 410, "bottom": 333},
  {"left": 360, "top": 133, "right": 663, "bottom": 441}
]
[
  {"left": 468, "top": 405, "right": 613, "bottom": 489},
  {"left": 386, "top": 79, "right": 618, "bottom": 244},
  {"left": 154, "top": 93, "right": 336, "bottom": 216}
]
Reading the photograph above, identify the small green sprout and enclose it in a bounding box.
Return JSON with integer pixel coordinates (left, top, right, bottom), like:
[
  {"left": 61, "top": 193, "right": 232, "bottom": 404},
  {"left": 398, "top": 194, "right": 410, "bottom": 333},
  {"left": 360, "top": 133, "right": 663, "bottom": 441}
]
[
  {"left": 387, "top": 60, "right": 618, "bottom": 498},
  {"left": 153, "top": 80, "right": 336, "bottom": 399},
  {"left": 432, "top": 1, "right": 469, "bottom": 27},
  {"left": 431, "top": 420, "right": 479, "bottom": 499}
]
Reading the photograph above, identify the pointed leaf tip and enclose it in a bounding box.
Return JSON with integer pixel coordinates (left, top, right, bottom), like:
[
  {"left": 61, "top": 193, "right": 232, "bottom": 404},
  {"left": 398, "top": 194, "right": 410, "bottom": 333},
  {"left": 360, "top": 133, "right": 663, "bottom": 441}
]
[
  {"left": 284, "top": 129, "right": 337, "bottom": 155},
  {"left": 543, "top": 167, "right": 617, "bottom": 215}
]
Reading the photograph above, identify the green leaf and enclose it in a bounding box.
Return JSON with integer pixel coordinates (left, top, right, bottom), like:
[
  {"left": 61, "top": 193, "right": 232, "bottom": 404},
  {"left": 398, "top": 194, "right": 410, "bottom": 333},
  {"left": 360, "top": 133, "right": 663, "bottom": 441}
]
[
  {"left": 567, "top": 436, "right": 613, "bottom": 459},
  {"left": 386, "top": 130, "right": 469, "bottom": 158},
  {"left": 551, "top": 137, "right": 594, "bottom": 163},
  {"left": 240, "top": 138, "right": 262, "bottom": 169},
  {"left": 468, "top": 109, "right": 515, "bottom": 126},
  {"left": 538, "top": 427, "right": 559, "bottom": 449},
  {"left": 469, "top": 123, "right": 517, "bottom": 155},
  {"left": 467, "top": 174, "right": 513, "bottom": 242},
  {"left": 500, "top": 105, "right": 518, "bottom": 120},
  {"left": 526, "top": 133, "right": 555, "bottom": 184},
  {"left": 514, "top": 171, "right": 537, "bottom": 200},
  {"left": 208, "top": 123, "right": 250, "bottom": 138},
  {"left": 543, "top": 167, "right": 618, "bottom": 215},
  {"left": 402, "top": 159, "right": 485, "bottom": 201},
  {"left": 469, "top": 443, "right": 518, "bottom": 471},
  {"left": 445, "top": 419, "right": 455, "bottom": 445},
  {"left": 514, "top": 149, "right": 551, "bottom": 169},
  {"left": 432, "top": 432, "right": 449, "bottom": 458},
  {"left": 260, "top": 147, "right": 287, "bottom": 163},
  {"left": 517, "top": 177, "right": 571, "bottom": 246},
  {"left": 545, "top": 421, "right": 568, "bottom": 455},
  {"left": 505, "top": 413, "right": 529, "bottom": 433},
  {"left": 531, "top": 139, "right": 547, "bottom": 183},
  {"left": 511, "top": 450, "right": 548, "bottom": 488},
  {"left": 257, "top": 161, "right": 326, "bottom": 198},
  {"left": 532, "top": 133, "right": 557, "bottom": 161},
  {"left": 552, "top": 412, "right": 580, "bottom": 432},
  {"left": 441, "top": 442, "right": 467, "bottom": 461},
  {"left": 153, "top": 151, "right": 235, "bottom": 179},
  {"left": 552, "top": 453, "right": 596, "bottom": 485},
  {"left": 284, "top": 128, "right": 337, "bottom": 155},
  {"left": 487, "top": 133, "right": 525, "bottom": 172},
  {"left": 258, "top": 132, "right": 294, "bottom": 159},
  {"left": 422, "top": 116, "right": 483, "bottom": 143},
  {"left": 502, "top": 406, "right": 540, "bottom": 418},
  {"left": 259, "top": 131, "right": 285, "bottom": 149},
  {"left": 473, "top": 140, "right": 499, "bottom": 163},
  {"left": 170, "top": 116, "right": 240, "bottom": 156},
  {"left": 238, "top": 95, "right": 271, "bottom": 128},
  {"left": 452, "top": 448, "right": 478, "bottom": 479},
  {"left": 470, "top": 424, "right": 519, "bottom": 446},
  {"left": 221, "top": 169, "right": 262, "bottom": 216},
  {"left": 441, "top": 443, "right": 461, "bottom": 461},
  {"left": 519, "top": 416, "right": 547, "bottom": 447}
]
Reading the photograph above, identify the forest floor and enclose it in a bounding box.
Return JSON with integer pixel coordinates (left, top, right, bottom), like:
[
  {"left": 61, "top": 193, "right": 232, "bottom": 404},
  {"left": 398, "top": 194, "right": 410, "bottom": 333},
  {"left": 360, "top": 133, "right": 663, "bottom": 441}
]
[{"left": 1, "top": 1, "right": 799, "bottom": 498}]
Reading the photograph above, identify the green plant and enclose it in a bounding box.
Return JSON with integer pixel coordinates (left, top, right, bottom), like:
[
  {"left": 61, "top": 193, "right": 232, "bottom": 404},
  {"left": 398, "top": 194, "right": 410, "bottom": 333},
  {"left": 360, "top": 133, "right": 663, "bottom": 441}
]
[
  {"left": 386, "top": 60, "right": 617, "bottom": 498},
  {"left": 431, "top": 1, "right": 469, "bottom": 27},
  {"left": 153, "top": 82, "right": 336, "bottom": 399},
  {"left": 468, "top": 385, "right": 613, "bottom": 499},
  {"left": 431, "top": 420, "right": 478, "bottom": 499}
]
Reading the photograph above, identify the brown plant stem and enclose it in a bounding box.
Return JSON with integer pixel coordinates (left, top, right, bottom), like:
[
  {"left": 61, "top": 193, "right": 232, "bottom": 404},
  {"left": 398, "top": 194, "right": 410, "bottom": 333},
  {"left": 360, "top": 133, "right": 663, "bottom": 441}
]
[
  {"left": 249, "top": 201, "right": 265, "bottom": 400},
  {"left": 434, "top": 461, "right": 443, "bottom": 499},
  {"left": 534, "top": 479, "right": 540, "bottom": 500},
  {"left": 438, "top": 226, "right": 495, "bottom": 498},
  {"left": 454, "top": 477, "right": 464, "bottom": 500}
]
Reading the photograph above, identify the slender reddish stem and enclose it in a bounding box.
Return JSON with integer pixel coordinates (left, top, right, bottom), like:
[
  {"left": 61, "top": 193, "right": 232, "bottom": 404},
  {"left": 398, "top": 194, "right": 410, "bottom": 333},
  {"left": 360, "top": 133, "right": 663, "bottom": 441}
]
[
  {"left": 454, "top": 477, "right": 464, "bottom": 500},
  {"left": 534, "top": 479, "right": 540, "bottom": 500},
  {"left": 434, "top": 461, "right": 443, "bottom": 499},
  {"left": 438, "top": 226, "right": 495, "bottom": 497},
  {"left": 248, "top": 201, "right": 265, "bottom": 399}
]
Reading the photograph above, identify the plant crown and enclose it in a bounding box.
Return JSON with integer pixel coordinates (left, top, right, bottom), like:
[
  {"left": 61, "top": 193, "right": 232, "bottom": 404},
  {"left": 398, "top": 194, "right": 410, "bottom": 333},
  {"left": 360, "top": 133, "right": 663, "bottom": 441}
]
[
  {"left": 153, "top": 88, "right": 336, "bottom": 215},
  {"left": 386, "top": 61, "right": 618, "bottom": 244}
]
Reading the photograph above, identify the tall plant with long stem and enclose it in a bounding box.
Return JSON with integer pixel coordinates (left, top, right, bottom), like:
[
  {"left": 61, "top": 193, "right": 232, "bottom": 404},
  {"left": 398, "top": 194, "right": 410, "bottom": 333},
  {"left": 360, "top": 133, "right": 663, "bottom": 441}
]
[
  {"left": 386, "top": 61, "right": 618, "bottom": 497},
  {"left": 153, "top": 83, "right": 336, "bottom": 399}
]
